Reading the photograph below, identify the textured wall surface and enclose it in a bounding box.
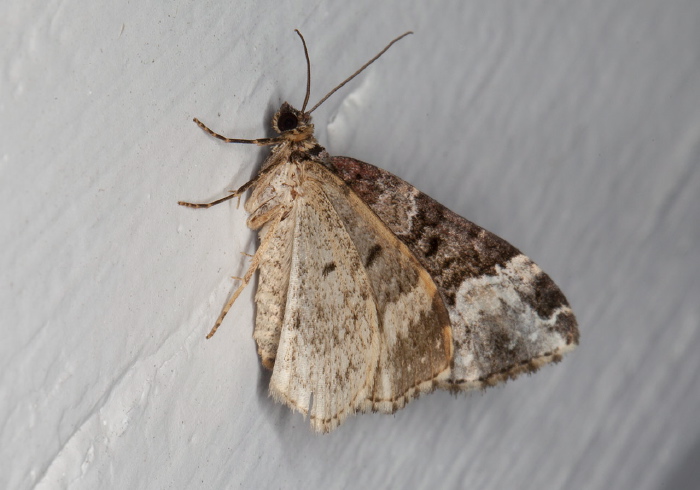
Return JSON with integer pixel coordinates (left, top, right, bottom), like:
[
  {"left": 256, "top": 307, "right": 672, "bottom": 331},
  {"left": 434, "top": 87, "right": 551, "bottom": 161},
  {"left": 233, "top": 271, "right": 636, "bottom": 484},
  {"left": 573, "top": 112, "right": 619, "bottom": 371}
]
[{"left": 2, "top": 1, "right": 699, "bottom": 489}]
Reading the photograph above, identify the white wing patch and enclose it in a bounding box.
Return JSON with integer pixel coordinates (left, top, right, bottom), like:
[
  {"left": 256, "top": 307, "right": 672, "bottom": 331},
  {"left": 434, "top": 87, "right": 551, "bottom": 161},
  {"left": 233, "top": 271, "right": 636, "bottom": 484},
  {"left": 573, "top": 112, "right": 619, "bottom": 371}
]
[{"left": 448, "top": 254, "right": 576, "bottom": 389}]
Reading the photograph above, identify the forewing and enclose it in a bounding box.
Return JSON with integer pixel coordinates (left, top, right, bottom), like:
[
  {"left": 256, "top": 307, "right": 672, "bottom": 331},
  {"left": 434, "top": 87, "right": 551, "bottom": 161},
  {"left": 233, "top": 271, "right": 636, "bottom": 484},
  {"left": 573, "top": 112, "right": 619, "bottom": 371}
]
[
  {"left": 330, "top": 156, "right": 579, "bottom": 389},
  {"left": 307, "top": 162, "right": 453, "bottom": 413},
  {"left": 268, "top": 181, "right": 380, "bottom": 433}
]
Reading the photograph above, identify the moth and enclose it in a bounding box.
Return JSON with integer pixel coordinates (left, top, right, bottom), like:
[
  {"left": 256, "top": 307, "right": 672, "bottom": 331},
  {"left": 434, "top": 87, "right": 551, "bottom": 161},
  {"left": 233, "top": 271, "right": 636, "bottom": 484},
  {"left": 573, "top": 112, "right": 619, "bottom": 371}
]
[{"left": 179, "top": 31, "right": 579, "bottom": 433}]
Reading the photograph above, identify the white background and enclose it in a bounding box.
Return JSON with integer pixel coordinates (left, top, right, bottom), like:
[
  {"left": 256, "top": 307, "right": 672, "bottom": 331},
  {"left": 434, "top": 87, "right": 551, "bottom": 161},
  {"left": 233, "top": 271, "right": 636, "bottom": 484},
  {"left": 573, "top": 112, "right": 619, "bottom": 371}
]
[{"left": 2, "top": 1, "right": 699, "bottom": 489}]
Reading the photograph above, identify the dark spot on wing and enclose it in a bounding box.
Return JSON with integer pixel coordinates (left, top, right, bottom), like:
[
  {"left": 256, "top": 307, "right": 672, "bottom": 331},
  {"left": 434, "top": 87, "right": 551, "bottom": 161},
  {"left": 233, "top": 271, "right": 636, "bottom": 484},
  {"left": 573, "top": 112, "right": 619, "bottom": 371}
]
[
  {"left": 322, "top": 262, "right": 336, "bottom": 277},
  {"left": 365, "top": 244, "right": 382, "bottom": 268},
  {"left": 530, "top": 272, "right": 570, "bottom": 317},
  {"left": 424, "top": 236, "right": 441, "bottom": 257}
]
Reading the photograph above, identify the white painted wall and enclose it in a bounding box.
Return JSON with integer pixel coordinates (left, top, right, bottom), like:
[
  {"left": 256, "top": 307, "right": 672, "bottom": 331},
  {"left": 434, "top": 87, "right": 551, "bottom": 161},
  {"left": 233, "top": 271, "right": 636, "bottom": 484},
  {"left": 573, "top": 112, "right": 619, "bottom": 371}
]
[{"left": 2, "top": 1, "right": 699, "bottom": 489}]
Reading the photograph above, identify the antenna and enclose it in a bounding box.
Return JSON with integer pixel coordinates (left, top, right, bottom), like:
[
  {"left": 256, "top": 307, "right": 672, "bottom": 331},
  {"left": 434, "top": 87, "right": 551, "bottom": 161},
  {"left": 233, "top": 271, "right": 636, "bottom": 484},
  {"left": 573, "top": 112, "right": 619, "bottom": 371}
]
[
  {"left": 294, "top": 31, "right": 413, "bottom": 115},
  {"left": 294, "top": 30, "right": 312, "bottom": 113}
]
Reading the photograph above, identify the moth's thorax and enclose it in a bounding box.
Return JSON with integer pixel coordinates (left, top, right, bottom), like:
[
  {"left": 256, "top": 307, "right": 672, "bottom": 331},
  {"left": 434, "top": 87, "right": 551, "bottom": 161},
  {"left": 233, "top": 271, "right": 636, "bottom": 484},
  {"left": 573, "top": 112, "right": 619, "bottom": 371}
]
[
  {"left": 264, "top": 133, "right": 322, "bottom": 166},
  {"left": 283, "top": 124, "right": 315, "bottom": 143},
  {"left": 245, "top": 156, "right": 316, "bottom": 230}
]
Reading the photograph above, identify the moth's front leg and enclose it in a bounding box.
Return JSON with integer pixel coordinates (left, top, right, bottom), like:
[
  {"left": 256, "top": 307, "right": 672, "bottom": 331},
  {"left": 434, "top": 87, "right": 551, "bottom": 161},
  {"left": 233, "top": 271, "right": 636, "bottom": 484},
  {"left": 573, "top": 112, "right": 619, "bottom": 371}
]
[
  {"left": 178, "top": 174, "right": 266, "bottom": 210},
  {"left": 204, "top": 208, "right": 289, "bottom": 339},
  {"left": 177, "top": 190, "right": 240, "bottom": 209}
]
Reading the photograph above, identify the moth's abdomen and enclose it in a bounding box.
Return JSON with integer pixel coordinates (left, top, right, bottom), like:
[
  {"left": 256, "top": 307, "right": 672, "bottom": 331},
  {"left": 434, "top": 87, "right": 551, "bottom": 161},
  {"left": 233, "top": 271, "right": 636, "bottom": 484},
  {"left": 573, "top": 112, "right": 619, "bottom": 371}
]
[{"left": 253, "top": 206, "right": 297, "bottom": 370}]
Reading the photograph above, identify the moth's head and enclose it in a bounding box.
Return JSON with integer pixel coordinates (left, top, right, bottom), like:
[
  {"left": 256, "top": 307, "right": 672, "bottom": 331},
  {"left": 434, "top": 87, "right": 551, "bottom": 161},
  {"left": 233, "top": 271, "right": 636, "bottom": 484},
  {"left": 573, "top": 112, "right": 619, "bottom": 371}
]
[{"left": 272, "top": 102, "right": 314, "bottom": 139}]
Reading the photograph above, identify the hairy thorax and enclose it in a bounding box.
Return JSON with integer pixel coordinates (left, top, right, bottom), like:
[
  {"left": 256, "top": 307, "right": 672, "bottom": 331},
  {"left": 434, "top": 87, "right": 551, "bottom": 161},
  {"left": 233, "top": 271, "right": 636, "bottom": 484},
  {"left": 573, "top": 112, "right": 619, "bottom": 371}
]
[{"left": 245, "top": 137, "right": 324, "bottom": 231}]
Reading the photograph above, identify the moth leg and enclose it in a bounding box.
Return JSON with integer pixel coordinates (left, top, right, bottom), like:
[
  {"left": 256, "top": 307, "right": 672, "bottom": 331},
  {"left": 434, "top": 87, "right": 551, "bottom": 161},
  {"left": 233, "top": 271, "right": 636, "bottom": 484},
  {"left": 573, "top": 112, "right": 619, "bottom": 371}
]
[
  {"left": 205, "top": 211, "right": 285, "bottom": 339},
  {"left": 193, "top": 118, "right": 283, "bottom": 146},
  {"left": 178, "top": 158, "right": 285, "bottom": 209},
  {"left": 178, "top": 190, "right": 241, "bottom": 209}
]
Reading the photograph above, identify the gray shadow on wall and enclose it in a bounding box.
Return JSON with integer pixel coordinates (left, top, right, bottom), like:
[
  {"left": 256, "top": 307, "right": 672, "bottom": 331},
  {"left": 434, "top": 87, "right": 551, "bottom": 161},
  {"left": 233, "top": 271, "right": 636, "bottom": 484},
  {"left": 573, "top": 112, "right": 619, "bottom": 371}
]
[{"left": 659, "top": 435, "right": 700, "bottom": 490}]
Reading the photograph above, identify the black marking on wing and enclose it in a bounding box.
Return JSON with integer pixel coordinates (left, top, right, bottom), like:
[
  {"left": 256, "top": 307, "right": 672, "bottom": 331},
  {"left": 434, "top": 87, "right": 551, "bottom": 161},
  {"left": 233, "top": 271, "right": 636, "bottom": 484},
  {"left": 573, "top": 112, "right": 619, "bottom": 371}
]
[
  {"left": 364, "top": 244, "right": 382, "bottom": 268},
  {"left": 322, "top": 262, "right": 337, "bottom": 277}
]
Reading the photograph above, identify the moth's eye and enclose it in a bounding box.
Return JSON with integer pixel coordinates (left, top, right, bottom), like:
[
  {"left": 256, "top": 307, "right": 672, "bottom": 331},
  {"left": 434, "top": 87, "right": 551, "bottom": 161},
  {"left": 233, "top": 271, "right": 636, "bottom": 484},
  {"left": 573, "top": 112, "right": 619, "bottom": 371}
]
[{"left": 277, "top": 112, "right": 299, "bottom": 132}]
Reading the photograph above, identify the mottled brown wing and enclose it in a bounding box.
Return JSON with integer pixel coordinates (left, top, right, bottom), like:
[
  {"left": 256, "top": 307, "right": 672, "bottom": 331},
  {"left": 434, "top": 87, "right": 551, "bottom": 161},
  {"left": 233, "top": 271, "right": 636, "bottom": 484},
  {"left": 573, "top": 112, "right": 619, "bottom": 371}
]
[
  {"left": 330, "top": 156, "right": 579, "bottom": 390},
  {"left": 305, "top": 162, "right": 453, "bottom": 414}
]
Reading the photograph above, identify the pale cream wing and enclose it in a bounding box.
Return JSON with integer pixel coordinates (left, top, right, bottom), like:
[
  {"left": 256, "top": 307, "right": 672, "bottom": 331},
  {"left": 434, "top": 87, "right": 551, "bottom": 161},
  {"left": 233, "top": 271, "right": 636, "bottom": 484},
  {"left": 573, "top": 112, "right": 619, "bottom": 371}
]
[
  {"left": 252, "top": 210, "right": 296, "bottom": 369},
  {"left": 268, "top": 180, "right": 380, "bottom": 433},
  {"left": 306, "top": 162, "right": 453, "bottom": 414}
]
